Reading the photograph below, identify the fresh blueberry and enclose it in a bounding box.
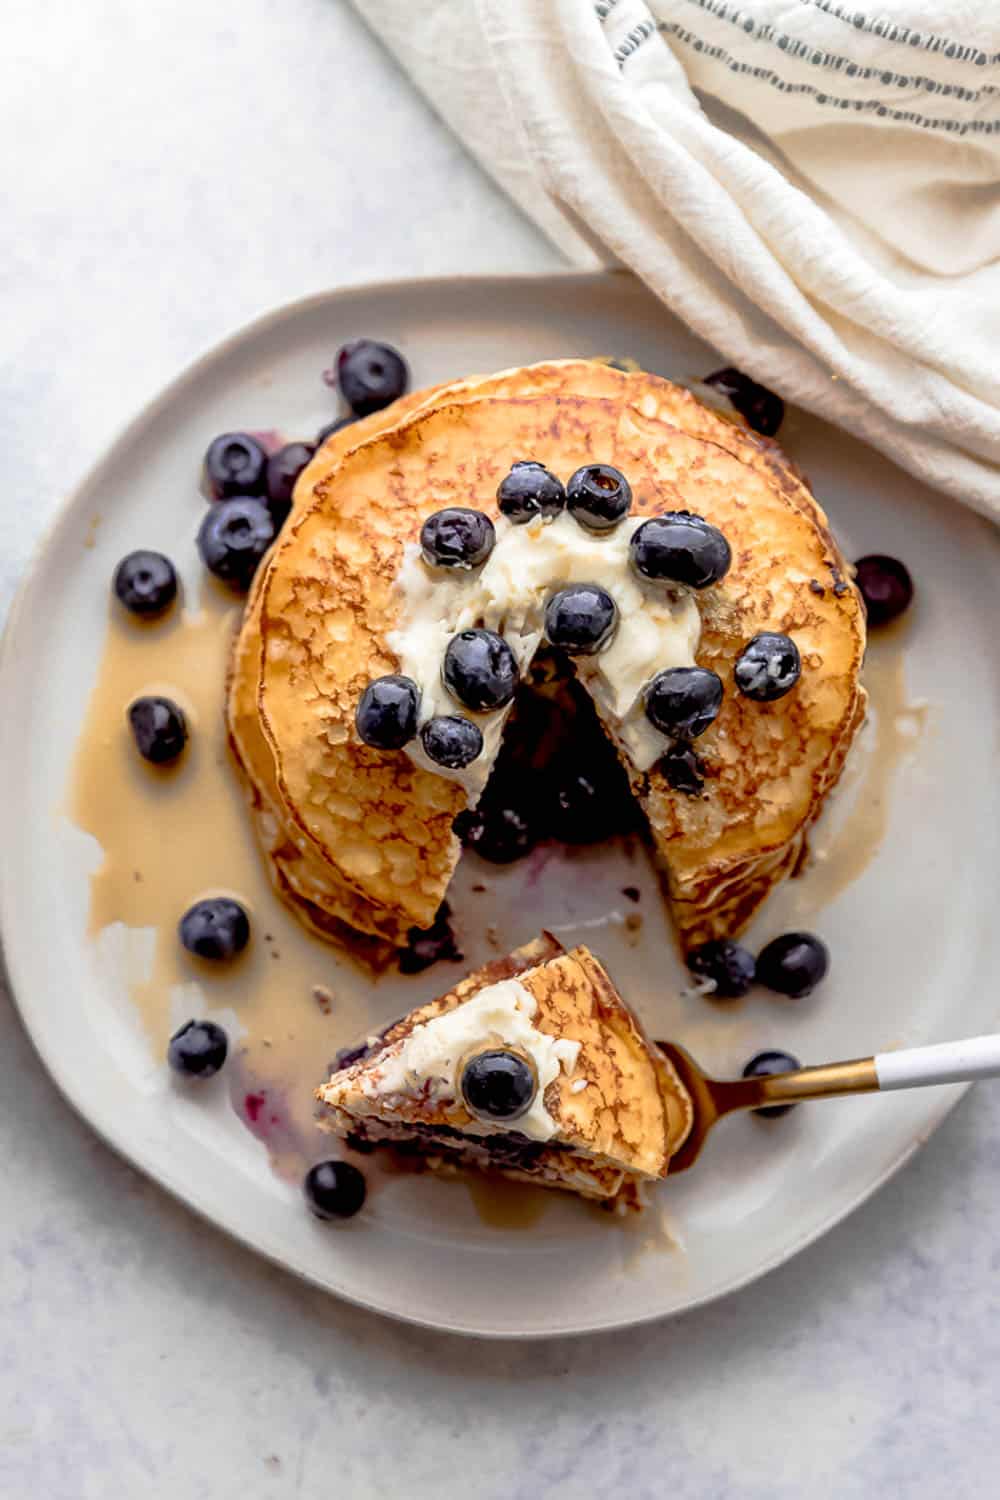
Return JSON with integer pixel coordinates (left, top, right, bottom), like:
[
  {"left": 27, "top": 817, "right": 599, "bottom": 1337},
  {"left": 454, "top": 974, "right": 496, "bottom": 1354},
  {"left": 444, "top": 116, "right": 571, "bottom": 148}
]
[
  {"left": 113, "top": 550, "right": 178, "bottom": 618},
  {"left": 734, "top": 632, "right": 801, "bottom": 702},
  {"left": 420, "top": 715, "right": 483, "bottom": 769},
  {"left": 420, "top": 508, "right": 496, "bottom": 570},
  {"left": 687, "top": 938, "right": 756, "bottom": 998},
  {"left": 756, "top": 932, "right": 829, "bottom": 998},
  {"left": 336, "top": 339, "right": 409, "bottom": 416},
  {"left": 496, "top": 461, "right": 566, "bottom": 524},
  {"left": 203, "top": 432, "right": 269, "bottom": 500},
  {"left": 443, "top": 629, "right": 519, "bottom": 712},
  {"left": 127, "top": 696, "right": 187, "bottom": 764},
  {"left": 704, "top": 368, "right": 785, "bottom": 437},
  {"left": 630, "top": 513, "right": 732, "bottom": 590},
  {"left": 566, "top": 464, "right": 632, "bottom": 531},
  {"left": 399, "top": 902, "right": 464, "bottom": 975},
  {"left": 316, "top": 415, "right": 357, "bottom": 445},
  {"left": 742, "top": 1049, "right": 801, "bottom": 1116},
  {"left": 544, "top": 584, "right": 618, "bottom": 656},
  {"left": 355, "top": 675, "right": 420, "bottom": 750},
  {"left": 265, "top": 442, "right": 315, "bottom": 529},
  {"left": 167, "top": 1019, "right": 229, "bottom": 1079},
  {"left": 303, "top": 1160, "right": 367, "bottom": 1220},
  {"left": 197, "top": 497, "right": 275, "bottom": 589},
  {"left": 454, "top": 804, "right": 536, "bottom": 864},
  {"left": 658, "top": 743, "right": 705, "bottom": 796},
  {"left": 854, "top": 555, "right": 914, "bottom": 627},
  {"left": 179, "top": 897, "right": 251, "bottom": 961},
  {"left": 644, "top": 667, "right": 723, "bottom": 739},
  {"left": 461, "top": 1049, "right": 537, "bottom": 1121}
]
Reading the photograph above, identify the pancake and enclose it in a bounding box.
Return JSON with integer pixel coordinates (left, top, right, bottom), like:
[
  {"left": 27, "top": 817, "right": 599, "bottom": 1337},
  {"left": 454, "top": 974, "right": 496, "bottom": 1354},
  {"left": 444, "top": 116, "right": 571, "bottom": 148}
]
[
  {"left": 316, "top": 937, "right": 693, "bottom": 1209},
  {"left": 244, "top": 360, "right": 865, "bottom": 951}
]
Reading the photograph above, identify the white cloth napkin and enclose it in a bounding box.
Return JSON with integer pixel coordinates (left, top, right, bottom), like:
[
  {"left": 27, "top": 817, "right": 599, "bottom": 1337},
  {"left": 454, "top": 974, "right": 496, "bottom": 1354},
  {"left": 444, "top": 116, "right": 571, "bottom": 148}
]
[{"left": 352, "top": 0, "right": 1000, "bottom": 520}]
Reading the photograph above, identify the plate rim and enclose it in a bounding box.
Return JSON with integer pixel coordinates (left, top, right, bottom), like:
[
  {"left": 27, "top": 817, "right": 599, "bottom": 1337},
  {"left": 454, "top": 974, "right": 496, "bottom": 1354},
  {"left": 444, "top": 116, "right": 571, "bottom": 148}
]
[{"left": 0, "top": 270, "right": 993, "bottom": 1339}]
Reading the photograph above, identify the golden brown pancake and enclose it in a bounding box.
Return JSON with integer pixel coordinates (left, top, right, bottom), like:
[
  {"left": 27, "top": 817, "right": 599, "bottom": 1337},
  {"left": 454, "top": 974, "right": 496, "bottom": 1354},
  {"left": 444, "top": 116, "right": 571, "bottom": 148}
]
[
  {"left": 241, "top": 361, "right": 865, "bottom": 951},
  {"left": 316, "top": 937, "right": 693, "bottom": 1209}
]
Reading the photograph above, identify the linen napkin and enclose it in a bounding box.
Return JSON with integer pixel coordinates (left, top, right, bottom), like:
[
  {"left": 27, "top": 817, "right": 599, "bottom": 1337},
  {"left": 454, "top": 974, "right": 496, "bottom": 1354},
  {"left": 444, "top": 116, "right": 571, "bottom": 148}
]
[{"left": 351, "top": 0, "right": 1000, "bottom": 520}]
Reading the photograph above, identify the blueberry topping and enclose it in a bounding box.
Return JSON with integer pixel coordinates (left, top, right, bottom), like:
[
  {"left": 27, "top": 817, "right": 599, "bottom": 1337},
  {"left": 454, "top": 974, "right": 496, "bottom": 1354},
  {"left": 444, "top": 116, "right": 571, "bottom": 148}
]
[
  {"left": 756, "top": 932, "right": 829, "bottom": 998},
  {"left": 316, "top": 415, "right": 357, "bottom": 445},
  {"left": 496, "top": 461, "right": 566, "bottom": 524},
  {"left": 399, "top": 902, "right": 464, "bottom": 975},
  {"left": 265, "top": 442, "right": 315, "bottom": 529},
  {"left": 127, "top": 696, "right": 187, "bottom": 764},
  {"left": 644, "top": 667, "right": 723, "bottom": 739},
  {"left": 454, "top": 804, "right": 536, "bottom": 864},
  {"left": 566, "top": 464, "right": 632, "bottom": 531},
  {"left": 420, "top": 715, "right": 483, "bottom": 769},
  {"left": 303, "top": 1160, "right": 367, "bottom": 1220},
  {"left": 658, "top": 743, "right": 705, "bottom": 796},
  {"left": 355, "top": 675, "right": 420, "bottom": 750},
  {"left": 854, "top": 554, "right": 913, "bottom": 627},
  {"left": 420, "top": 508, "right": 496, "bottom": 570},
  {"left": 113, "top": 550, "right": 178, "bottom": 618},
  {"left": 461, "top": 1049, "right": 537, "bottom": 1121},
  {"left": 687, "top": 938, "right": 756, "bottom": 998},
  {"left": 197, "top": 497, "right": 275, "bottom": 590},
  {"left": 203, "top": 432, "right": 269, "bottom": 500},
  {"left": 443, "top": 629, "right": 519, "bottom": 712},
  {"left": 336, "top": 339, "right": 408, "bottom": 416},
  {"left": 630, "top": 513, "right": 732, "bottom": 590},
  {"left": 703, "top": 368, "right": 785, "bottom": 437},
  {"left": 544, "top": 584, "right": 618, "bottom": 656},
  {"left": 742, "top": 1049, "right": 801, "bottom": 1116},
  {"left": 167, "top": 1019, "right": 229, "bottom": 1079},
  {"left": 179, "top": 897, "right": 251, "bottom": 961},
  {"left": 734, "top": 632, "right": 801, "bottom": 702}
]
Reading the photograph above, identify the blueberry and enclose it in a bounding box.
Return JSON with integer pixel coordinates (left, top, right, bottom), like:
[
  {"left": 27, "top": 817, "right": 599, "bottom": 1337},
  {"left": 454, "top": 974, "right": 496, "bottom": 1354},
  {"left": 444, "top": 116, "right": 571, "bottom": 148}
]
[
  {"left": 179, "top": 897, "right": 251, "bottom": 961},
  {"left": 461, "top": 1049, "right": 537, "bottom": 1121},
  {"left": 548, "top": 771, "right": 626, "bottom": 844},
  {"left": 316, "top": 415, "right": 357, "bottom": 445},
  {"left": 399, "top": 902, "right": 464, "bottom": 975},
  {"left": 687, "top": 938, "right": 756, "bottom": 998},
  {"left": 197, "top": 498, "right": 275, "bottom": 589},
  {"left": 265, "top": 442, "right": 315, "bottom": 529},
  {"left": 420, "top": 508, "right": 496, "bottom": 570},
  {"left": 336, "top": 339, "right": 408, "bottom": 416},
  {"left": 703, "top": 368, "right": 785, "bottom": 437},
  {"left": 420, "top": 715, "right": 483, "bottom": 769},
  {"left": 355, "top": 675, "right": 420, "bottom": 750},
  {"left": 203, "top": 432, "right": 268, "bottom": 500},
  {"left": 113, "top": 550, "right": 178, "bottom": 618},
  {"left": 644, "top": 667, "right": 723, "bottom": 739},
  {"left": 734, "top": 633, "right": 801, "bottom": 702},
  {"left": 630, "top": 513, "right": 732, "bottom": 589},
  {"left": 167, "top": 1019, "right": 229, "bottom": 1079},
  {"left": 127, "top": 696, "right": 187, "bottom": 764},
  {"left": 742, "top": 1049, "right": 801, "bottom": 1116},
  {"left": 854, "top": 555, "right": 914, "bottom": 627},
  {"left": 454, "top": 804, "right": 536, "bottom": 864},
  {"left": 756, "top": 932, "right": 829, "bottom": 998},
  {"left": 566, "top": 464, "right": 632, "bottom": 531},
  {"left": 544, "top": 584, "right": 618, "bottom": 656},
  {"left": 443, "top": 629, "right": 519, "bottom": 712},
  {"left": 496, "top": 461, "right": 566, "bottom": 524},
  {"left": 303, "top": 1160, "right": 367, "bottom": 1220},
  {"left": 658, "top": 743, "right": 705, "bottom": 796}
]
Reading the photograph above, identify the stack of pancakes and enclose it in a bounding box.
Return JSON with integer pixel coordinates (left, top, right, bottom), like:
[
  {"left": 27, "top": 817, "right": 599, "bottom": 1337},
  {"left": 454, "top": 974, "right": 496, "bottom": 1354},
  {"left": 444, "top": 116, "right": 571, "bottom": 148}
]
[{"left": 226, "top": 360, "right": 866, "bottom": 964}]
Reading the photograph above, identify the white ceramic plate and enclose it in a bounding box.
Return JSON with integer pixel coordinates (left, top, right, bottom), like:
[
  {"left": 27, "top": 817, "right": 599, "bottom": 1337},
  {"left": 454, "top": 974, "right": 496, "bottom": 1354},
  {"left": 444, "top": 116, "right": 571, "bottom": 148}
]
[{"left": 2, "top": 272, "right": 998, "bottom": 1338}]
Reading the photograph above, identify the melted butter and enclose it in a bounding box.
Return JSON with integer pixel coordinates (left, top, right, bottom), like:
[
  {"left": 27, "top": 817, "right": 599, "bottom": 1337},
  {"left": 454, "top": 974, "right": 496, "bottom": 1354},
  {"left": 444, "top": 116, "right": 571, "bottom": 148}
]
[{"left": 69, "top": 581, "right": 373, "bottom": 1179}]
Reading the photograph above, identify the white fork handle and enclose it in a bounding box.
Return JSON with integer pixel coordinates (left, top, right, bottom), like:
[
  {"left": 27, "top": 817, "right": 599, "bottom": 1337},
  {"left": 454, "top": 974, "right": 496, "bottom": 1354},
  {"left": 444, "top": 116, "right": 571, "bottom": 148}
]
[{"left": 875, "top": 1034, "right": 1000, "bottom": 1092}]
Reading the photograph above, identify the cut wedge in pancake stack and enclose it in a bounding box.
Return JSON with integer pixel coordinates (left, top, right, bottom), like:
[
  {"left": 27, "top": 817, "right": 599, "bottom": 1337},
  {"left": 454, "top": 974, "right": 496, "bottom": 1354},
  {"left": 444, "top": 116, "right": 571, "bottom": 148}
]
[
  {"left": 226, "top": 358, "right": 866, "bottom": 963},
  {"left": 316, "top": 935, "right": 694, "bottom": 1210}
]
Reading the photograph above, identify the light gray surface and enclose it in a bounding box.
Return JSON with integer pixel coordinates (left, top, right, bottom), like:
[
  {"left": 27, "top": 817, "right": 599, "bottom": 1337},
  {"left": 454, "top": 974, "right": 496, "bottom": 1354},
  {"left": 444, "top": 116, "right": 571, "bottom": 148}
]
[{"left": 0, "top": 2, "right": 996, "bottom": 1496}]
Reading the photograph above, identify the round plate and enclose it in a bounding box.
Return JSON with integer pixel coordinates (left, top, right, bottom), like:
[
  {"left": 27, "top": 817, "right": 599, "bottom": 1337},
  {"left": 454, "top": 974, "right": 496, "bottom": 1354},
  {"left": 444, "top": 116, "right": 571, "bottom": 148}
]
[{"left": 2, "top": 273, "right": 998, "bottom": 1338}]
